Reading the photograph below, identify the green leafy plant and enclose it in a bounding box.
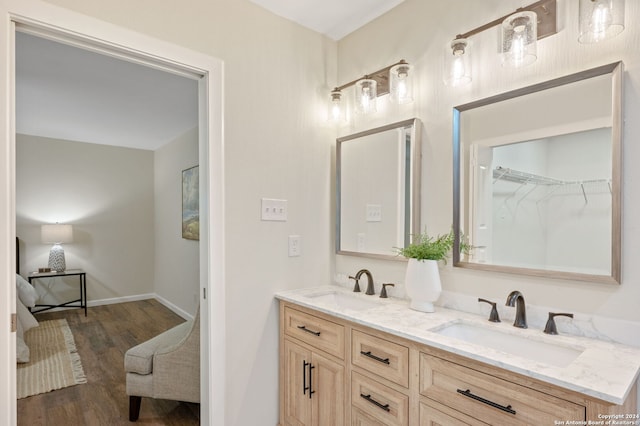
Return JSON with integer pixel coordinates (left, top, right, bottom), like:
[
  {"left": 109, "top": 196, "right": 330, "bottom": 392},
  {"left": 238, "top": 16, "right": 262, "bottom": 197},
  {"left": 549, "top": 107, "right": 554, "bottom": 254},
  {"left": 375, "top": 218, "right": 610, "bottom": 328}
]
[{"left": 396, "top": 229, "right": 470, "bottom": 262}]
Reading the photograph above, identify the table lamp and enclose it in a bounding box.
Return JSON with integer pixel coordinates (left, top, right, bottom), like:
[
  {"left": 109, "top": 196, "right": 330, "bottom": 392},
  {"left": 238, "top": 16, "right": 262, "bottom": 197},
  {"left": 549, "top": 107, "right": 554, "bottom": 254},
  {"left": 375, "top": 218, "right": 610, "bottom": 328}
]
[{"left": 41, "top": 223, "right": 73, "bottom": 272}]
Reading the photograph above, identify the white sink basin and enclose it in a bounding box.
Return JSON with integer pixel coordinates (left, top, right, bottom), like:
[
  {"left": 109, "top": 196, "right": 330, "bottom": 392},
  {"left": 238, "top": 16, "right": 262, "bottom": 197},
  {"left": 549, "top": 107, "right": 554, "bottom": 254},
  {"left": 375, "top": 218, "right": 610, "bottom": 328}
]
[
  {"left": 433, "top": 322, "right": 583, "bottom": 368},
  {"left": 305, "top": 291, "right": 379, "bottom": 311}
]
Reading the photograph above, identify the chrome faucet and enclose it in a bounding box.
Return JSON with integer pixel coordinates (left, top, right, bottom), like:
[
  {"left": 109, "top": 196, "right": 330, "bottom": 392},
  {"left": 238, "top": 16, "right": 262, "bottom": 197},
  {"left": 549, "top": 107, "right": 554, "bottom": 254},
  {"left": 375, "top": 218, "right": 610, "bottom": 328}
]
[
  {"left": 505, "top": 291, "right": 527, "bottom": 328},
  {"left": 352, "top": 269, "right": 375, "bottom": 295}
]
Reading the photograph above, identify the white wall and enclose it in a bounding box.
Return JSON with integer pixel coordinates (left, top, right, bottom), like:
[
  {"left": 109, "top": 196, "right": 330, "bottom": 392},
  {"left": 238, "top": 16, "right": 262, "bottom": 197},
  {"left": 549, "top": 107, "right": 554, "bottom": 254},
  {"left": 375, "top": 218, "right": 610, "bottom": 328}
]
[
  {"left": 335, "top": 0, "right": 640, "bottom": 329},
  {"left": 31, "top": 1, "right": 336, "bottom": 424},
  {"left": 16, "top": 134, "right": 155, "bottom": 302},
  {"left": 154, "top": 126, "right": 199, "bottom": 316}
]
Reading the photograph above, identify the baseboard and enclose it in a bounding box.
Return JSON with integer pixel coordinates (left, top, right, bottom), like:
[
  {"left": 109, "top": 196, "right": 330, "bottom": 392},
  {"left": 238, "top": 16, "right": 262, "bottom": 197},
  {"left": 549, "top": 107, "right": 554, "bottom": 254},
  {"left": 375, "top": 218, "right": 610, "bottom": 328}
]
[
  {"left": 87, "top": 293, "right": 155, "bottom": 308},
  {"left": 87, "top": 293, "right": 193, "bottom": 320},
  {"left": 153, "top": 294, "right": 193, "bottom": 320}
]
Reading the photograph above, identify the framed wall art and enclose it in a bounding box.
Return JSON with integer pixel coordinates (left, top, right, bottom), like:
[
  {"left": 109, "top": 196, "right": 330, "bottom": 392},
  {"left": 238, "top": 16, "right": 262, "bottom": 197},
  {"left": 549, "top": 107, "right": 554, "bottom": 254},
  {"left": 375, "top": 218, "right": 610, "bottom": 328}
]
[{"left": 182, "top": 165, "right": 199, "bottom": 240}]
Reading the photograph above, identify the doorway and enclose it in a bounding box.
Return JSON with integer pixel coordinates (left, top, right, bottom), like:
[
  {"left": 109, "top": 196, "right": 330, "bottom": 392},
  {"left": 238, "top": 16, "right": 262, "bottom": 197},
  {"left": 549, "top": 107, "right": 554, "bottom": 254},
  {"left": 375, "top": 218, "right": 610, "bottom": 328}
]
[{"left": 2, "top": 7, "right": 225, "bottom": 426}]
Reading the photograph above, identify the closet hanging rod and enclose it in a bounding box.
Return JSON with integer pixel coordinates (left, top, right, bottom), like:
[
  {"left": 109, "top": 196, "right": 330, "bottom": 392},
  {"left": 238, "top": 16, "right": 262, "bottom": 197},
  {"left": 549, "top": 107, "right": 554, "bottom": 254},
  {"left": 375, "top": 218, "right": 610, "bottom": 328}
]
[{"left": 493, "top": 166, "right": 610, "bottom": 187}]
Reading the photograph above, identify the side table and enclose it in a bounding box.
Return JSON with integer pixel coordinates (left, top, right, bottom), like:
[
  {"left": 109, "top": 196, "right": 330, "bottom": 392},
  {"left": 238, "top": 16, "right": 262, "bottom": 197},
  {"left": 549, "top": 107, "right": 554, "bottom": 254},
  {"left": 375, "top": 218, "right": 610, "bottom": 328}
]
[{"left": 28, "top": 269, "right": 87, "bottom": 316}]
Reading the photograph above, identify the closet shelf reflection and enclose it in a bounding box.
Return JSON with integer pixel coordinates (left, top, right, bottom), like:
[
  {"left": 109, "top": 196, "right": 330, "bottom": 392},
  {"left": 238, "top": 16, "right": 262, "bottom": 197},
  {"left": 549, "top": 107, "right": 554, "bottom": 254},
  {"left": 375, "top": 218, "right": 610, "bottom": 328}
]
[{"left": 493, "top": 166, "right": 612, "bottom": 204}]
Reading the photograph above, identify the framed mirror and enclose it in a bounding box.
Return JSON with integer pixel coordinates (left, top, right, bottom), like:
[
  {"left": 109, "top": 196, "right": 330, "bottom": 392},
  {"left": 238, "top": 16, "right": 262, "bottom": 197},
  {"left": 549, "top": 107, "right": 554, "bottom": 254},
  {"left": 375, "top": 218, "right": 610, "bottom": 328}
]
[
  {"left": 337, "top": 118, "right": 422, "bottom": 260},
  {"left": 453, "top": 62, "right": 622, "bottom": 284}
]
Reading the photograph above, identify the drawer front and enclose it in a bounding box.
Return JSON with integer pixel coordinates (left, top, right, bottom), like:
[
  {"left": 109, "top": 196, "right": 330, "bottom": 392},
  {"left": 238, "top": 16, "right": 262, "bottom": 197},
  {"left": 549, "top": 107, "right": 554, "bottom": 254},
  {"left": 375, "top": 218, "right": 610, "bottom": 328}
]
[
  {"left": 352, "top": 329, "right": 409, "bottom": 388},
  {"left": 420, "top": 353, "right": 585, "bottom": 425},
  {"left": 419, "top": 400, "right": 488, "bottom": 426},
  {"left": 352, "top": 407, "right": 387, "bottom": 426},
  {"left": 284, "top": 307, "right": 345, "bottom": 359},
  {"left": 351, "top": 371, "right": 409, "bottom": 426}
]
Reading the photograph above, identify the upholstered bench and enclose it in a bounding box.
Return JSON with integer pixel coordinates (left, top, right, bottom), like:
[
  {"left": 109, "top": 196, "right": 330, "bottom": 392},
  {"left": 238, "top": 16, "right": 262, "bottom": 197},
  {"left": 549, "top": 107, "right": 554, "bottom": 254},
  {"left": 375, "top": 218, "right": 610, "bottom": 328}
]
[{"left": 124, "top": 307, "right": 200, "bottom": 421}]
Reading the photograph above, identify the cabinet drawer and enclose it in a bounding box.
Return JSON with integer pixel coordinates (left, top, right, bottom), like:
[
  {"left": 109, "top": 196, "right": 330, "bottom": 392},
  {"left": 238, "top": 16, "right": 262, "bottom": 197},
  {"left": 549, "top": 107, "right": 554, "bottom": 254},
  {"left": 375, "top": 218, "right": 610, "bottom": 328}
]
[
  {"left": 352, "top": 329, "right": 409, "bottom": 387},
  {"left": 420, "top": 400, "right": 488, "bottom": 426},
  {"left": 352, "top": 407, "right": 387, "bottom": 426},
  {"left": 284, "top": 307, "right": 345, "bottom": 359},
  {"left": 351, "top": 371, "right": 409, "bottom": 426},
  {"left": 420, "top": 353, "right": 585, "bottom": 425}
]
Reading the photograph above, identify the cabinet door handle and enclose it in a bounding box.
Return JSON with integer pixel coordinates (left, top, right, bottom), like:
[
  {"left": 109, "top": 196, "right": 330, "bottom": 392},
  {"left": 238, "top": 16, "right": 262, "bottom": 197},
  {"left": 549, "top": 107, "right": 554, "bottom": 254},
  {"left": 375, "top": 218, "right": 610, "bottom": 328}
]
[
  {"left": 360, "top": 393, "right": 391, "bottom": 412},
  {"left": 308, "top": 364, "right": 315, "bottom": 399},
  {"left": 360, "top": 350, "right": 390, "bottom": 365},
  {"left": 302, "top": 360, "right": 309, "bottom": 395},
  {"left": 297, "top": 325, "right": 321, "bottom": 336},
  {"left": 456, "top": 389, "right": 516, "bottom": 415}
]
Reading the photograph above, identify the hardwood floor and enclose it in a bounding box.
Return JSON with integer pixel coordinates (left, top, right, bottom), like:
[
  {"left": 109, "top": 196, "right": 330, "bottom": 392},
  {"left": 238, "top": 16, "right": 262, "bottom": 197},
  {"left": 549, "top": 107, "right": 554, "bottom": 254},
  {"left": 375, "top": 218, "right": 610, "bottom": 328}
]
[{"left": 17, "top": 299, "right": 200, "bottom": 425}]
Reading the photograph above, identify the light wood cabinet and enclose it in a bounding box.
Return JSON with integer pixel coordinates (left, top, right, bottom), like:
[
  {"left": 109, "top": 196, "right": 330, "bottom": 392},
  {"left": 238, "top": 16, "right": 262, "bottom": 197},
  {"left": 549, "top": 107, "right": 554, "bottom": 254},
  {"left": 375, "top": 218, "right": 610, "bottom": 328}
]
[
  {"left": 420, "top": 352, "right": 584, "bottom": 425},
  {"left": 281, "top": 307, "right": 345, "bottom": 426},
  {"left": 279, "top": 300, "right": 638, "bottom": 426}
]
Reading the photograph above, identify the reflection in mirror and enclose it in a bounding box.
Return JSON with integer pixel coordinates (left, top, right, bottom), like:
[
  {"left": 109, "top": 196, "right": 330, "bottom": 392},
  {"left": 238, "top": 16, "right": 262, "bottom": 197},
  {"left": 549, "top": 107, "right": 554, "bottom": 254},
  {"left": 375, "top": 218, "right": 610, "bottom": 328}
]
[
  {"left": 337, "top": 118, "right": 421, "bottom": 260},
  {"left": 453, "top": 62, "right": 622, "bottom": 283}
]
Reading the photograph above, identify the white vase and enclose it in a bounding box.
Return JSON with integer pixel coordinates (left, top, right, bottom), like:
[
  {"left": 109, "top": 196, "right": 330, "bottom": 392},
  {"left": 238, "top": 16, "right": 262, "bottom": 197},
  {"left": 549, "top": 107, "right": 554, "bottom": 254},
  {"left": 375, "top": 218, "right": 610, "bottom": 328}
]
[{"left": 404, "top": 258, "right": 441, "bottom": 313}]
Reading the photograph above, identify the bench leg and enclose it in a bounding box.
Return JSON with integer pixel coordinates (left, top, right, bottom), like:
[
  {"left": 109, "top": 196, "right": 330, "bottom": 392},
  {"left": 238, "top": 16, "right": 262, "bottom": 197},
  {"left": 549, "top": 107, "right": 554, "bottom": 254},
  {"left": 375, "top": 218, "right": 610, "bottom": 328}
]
[{"left": 129, "top": 395, "right": 142, "bottom": 421}]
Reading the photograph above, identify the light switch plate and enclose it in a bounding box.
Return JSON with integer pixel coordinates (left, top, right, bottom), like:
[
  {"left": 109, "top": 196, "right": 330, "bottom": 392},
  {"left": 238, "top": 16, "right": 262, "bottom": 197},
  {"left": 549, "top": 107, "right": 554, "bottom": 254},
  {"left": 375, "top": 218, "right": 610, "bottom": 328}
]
[
  {"left": 366, "top": 204, "right": 382, "bottom": 222},
  {"left": 288, "top": 235, "right": 301, "bottom": 257},
  {"left": 261, "top": 198, "right": 287, "bottom": 221}
]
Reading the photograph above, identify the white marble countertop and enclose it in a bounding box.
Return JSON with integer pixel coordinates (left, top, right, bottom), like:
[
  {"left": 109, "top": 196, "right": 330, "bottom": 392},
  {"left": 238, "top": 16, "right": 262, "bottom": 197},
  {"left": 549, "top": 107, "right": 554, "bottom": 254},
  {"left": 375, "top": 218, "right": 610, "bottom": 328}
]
[{"left": 275, "top": 285, "right": 640, "bottom": 405}]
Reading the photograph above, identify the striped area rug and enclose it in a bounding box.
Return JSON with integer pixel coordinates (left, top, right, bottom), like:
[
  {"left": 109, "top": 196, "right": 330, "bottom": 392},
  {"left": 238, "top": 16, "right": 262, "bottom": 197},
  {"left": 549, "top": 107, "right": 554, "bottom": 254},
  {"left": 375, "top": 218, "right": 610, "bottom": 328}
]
[{"left": 17, "top": 319, "right": 87, "bottom": 399}]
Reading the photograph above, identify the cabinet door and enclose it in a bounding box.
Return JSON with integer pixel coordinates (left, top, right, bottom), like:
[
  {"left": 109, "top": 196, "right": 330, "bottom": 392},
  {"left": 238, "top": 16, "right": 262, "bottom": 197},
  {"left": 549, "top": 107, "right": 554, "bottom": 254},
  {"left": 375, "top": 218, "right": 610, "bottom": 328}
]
[
  {"left": 312, "top": 351, "right": 345, "bottom": 426},
  {"left": 284, "top": 340, "right": 312, "bottom": 426}
]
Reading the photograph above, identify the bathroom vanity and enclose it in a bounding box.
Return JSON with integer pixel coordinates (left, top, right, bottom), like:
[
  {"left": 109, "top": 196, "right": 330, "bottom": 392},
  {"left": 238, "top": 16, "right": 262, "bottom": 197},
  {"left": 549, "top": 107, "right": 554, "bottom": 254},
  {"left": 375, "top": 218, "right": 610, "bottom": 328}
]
[{"left": 276, "top": 287, "right": 639, "bottom": 425}]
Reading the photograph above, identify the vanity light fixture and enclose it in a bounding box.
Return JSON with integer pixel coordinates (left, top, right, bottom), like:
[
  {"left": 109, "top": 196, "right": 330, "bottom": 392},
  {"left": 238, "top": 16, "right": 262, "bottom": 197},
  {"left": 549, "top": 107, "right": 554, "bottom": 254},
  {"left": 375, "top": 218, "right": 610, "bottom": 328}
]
[
  {"left": 328, "top": 59, "right": 412, "bottom": 120},
  {"left": 578, "top": 0, "right": 625, "bottom": 44},
  {"left": 444, "top": 0, "right": 557, "bottom": 83}
]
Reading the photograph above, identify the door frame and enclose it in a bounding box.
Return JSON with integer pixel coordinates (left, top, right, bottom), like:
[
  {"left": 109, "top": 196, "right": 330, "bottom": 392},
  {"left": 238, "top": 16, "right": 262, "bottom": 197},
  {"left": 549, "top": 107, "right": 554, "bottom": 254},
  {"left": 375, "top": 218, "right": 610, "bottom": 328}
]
[{"left": 0, "top": 1, "right": 226, "bottom": 425}]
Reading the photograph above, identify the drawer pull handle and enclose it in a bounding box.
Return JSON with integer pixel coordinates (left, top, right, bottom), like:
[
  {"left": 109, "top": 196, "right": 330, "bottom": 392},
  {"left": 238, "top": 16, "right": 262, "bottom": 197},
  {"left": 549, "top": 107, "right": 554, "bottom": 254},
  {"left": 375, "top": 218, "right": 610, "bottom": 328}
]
[
  {"left": 457, "top": 389, "right": 516, "bottom": 415},
  {"left": 360, "top": 350, "right": 390, "bottom": 365},
  {"left": 297, "top": 325, "right": 321, "bottom": 336},
  {"left": 360, "top": 393, "right": 391, "bottom": 412}
]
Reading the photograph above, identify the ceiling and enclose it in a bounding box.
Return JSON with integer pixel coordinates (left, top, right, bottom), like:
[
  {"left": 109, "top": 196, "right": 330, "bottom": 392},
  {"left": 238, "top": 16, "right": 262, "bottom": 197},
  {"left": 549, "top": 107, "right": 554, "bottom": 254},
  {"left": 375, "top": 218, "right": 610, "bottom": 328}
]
[
  {"left": 15, "top": 2, "right": 401, "bottom": 150},
  {"left": 249, "top": 0, "right": 405, "bottom": 40},
  {"left": 16, "top": 32, "right": 198, "bottom": 151}
]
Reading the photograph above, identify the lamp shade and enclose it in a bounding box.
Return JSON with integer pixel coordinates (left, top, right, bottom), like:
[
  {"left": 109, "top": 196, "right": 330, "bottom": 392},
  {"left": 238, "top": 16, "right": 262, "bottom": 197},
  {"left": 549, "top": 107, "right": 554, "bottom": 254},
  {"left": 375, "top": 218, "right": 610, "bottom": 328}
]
[
  {"left": 444, "top": 38, "right": 472, "bottom": 87},
  {"left": 578, "top": 0, "right": 625, "bottom": 43},
  {"left": 501, "top": 11, "right": 537, "bottom": 68},
  {"left": 354, "top": 78, "right": 377, "bottom": 114},
  {"left": 389, "top": 61, "right": 413, "bottom": 104},
  {"left": 41, "top": 224, "right": 74, "bottom": 244}
]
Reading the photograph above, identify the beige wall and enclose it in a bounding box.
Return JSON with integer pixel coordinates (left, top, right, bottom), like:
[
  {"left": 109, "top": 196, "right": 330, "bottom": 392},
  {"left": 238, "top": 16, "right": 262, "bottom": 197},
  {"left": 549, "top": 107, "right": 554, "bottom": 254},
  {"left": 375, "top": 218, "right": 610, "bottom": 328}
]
[
  {"left": 335, "top": 0, "right": 640, "bottom": 322},
  {"left": 154, "top": 127, "right": 199, "bottom": 316},
  {"left": 36, "top": 0, "right": 337, "bottom": 424},
  {"left": 16, "top": 134, "right": 155, "bottom": 302}
]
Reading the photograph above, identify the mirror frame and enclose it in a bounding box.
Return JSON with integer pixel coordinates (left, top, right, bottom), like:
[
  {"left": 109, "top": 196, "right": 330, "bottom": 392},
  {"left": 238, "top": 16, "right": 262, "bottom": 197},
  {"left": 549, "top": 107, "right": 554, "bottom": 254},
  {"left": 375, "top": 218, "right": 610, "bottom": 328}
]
[
  {"left": 336, "top": 118, "right": 422, "bottom": 261},
  {"left": 453, "top": 62, "right": 623, "bottom": 284}
]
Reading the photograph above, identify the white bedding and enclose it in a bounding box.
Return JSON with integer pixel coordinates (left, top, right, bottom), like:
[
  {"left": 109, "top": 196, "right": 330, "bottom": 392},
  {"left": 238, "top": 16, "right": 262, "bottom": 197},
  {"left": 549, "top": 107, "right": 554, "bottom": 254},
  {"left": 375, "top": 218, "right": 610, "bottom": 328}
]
[{"left": 16, "top": 275, "right": 39, "bottom": 363}]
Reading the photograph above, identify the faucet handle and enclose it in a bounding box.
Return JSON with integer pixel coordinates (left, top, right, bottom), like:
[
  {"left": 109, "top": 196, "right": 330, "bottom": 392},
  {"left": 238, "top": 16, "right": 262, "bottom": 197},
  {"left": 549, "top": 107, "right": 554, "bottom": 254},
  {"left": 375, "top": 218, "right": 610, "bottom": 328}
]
[
  {"left": 544, "top": 312, "right": 574, "bottom": 335},
  {"left": 348, "top": 275, "right": 361, "bottom": 293},
  {"left": 478, "top": 298, "right": 501, "bottom": 323},
  {"left": 380, "top": 283, "right": 395, "bottom": 298}
]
